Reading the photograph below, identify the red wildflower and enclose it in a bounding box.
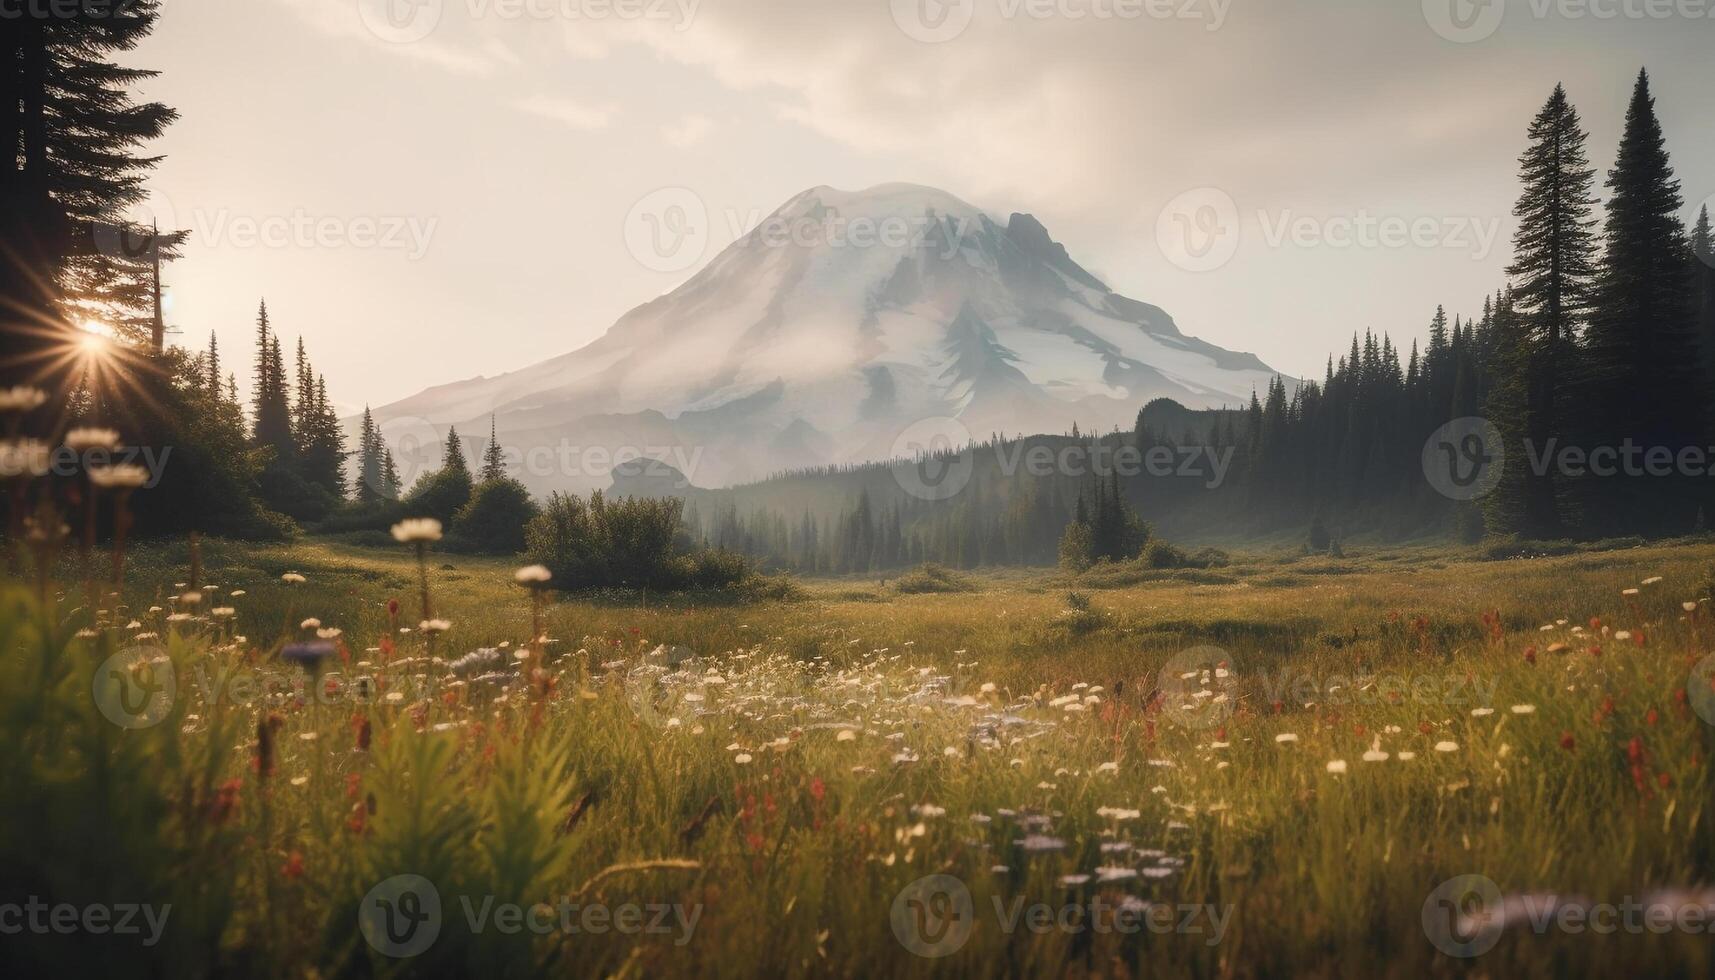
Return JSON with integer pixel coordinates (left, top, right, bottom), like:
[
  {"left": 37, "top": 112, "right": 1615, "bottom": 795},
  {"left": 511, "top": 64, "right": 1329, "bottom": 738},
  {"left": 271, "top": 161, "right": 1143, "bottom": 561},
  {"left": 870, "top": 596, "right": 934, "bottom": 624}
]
[
  {"left": 1523, "top": 645, "right": 1537, "bottom": 665},
  {"left": 280, "top": 851, "right": 305, "bottom": 879},
  {"left": 208, "top": 778, "right": 242, "bottom": 823}
]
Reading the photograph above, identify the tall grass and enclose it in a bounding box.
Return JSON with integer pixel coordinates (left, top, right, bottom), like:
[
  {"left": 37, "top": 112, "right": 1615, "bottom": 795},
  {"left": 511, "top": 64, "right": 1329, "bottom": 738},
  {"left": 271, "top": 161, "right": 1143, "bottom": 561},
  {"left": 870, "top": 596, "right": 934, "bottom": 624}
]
[{"left": 2, "top": 535, "right": 1713, "bottom": 977}]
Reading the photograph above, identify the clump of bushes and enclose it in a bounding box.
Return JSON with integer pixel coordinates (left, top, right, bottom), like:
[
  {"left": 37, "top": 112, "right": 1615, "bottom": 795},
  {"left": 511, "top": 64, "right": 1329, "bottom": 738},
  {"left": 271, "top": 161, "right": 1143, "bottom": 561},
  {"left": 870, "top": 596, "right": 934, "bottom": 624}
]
[
  {"left": 523, "top": 491, "right": 751, "bottom": 592},
  {"left": 894, "top": 563, "right": 975, "bottom": 594},
  {"left": 1052, "top": 590, "right": 1111, "bottom": 636},
  {"left": 446, "top": 478, "right": 539, "bottom": 555}
]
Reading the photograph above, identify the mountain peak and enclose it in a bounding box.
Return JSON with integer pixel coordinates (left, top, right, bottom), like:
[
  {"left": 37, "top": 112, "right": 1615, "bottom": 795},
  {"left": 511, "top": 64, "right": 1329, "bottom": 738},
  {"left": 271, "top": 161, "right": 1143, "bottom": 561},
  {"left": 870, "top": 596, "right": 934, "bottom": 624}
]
[{"left": 370, "top": 183, "right": 1288, "bottom": 492}]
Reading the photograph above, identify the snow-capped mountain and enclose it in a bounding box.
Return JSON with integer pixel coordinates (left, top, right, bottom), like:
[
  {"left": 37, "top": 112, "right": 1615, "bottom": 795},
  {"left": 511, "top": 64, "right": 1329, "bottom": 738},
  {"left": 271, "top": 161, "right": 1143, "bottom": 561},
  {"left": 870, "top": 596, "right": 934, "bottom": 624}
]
[{"left": 369, "top": 183, "right": 1287, "bottom": 493}]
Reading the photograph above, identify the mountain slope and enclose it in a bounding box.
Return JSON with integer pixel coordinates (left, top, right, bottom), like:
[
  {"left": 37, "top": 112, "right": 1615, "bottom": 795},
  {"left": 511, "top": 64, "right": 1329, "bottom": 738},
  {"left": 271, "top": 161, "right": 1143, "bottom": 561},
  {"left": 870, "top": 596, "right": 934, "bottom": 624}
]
[{"left": 368, "top": 183, "right": 1288, "bottom": 493}]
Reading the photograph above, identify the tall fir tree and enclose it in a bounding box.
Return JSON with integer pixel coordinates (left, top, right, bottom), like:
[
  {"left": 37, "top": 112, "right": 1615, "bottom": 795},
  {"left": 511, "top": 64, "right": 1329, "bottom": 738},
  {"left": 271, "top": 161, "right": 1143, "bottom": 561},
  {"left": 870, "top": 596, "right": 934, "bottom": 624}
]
[
  {"left": 250, "top": 300, "right": 293, "bottom": 456},
  {"left": 356, "top": 406, "right": 385, "bottom": 503},
  {"left": 1579, "top": 69, "right": 1702, "bottom": 534},
  {"left": 0, "top": 1, "right": 182, "bottom": 390},
  {"left": 481, "top": 415, "right": 507, "bottom": 481},
  {"left": 1693, "top": 205, "right": 1715, "bottom": 407},
  {"left": 1495, "top": 84, "right": 1599, "bottom": 537},
  {"left": 443, "top": 425, "right": 470, "bottom": 476}
]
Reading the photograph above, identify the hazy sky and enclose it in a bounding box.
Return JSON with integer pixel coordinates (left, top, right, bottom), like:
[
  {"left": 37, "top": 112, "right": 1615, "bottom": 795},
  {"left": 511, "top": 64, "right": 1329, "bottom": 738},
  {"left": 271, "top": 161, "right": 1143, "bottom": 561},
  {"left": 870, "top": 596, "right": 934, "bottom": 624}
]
[{"left": 131, "top": 0, "right": 1715, "bottom": 411}]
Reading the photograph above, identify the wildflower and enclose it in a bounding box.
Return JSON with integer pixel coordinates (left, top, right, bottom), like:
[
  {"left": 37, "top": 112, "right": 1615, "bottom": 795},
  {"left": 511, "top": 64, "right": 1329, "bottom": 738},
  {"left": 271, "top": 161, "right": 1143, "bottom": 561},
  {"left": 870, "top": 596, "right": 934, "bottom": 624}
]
[
  {"left": 1274, "top": 733, "right": 1299, "bottom": 744},
  {"left": 419, "top": 619, "right": 452, "bottom": 633},
  {"left": 0, "top": 386, "right": 49, "bottom": 413},
  {"left": 87, "top": 463, "right": 148, "bottom": 489},
  {"left": 281, "top": 572, "right": 306, "bottom": 584},
  {"left": 1686, "top": 602, "right": 1699, "bottom": 613},
  {"left": 207, "top": 778, "right": 241, "bottom": 824},
  {"left": 1362, "top": 749, "right": 1389, "bottom": 762},
  {"left": 1396, "top": 751, "right": 1417, "bottom": 761},
  {"left": 300, "top": 618, "right": 322, "bottom": 630},
  {"left": 1434, "top": 740, "right": 1459, "bottom": 753},
  {"left": 210, "top": 606, "right": 236, "bottom": 618},
  {"left": 1326, "top": 759, "right": 1348, "bottom": 774},
  {"left": 1510, "top": 704, "right": 1536, "bottom": 714},
  {"left": 1471, "top": 708, "right": 1494, "bottom": 717},
  {"left": 1559, "top": 732, "right": 1576, "bottom": 751},
  {"left": 514, "top": 564, "right": 552, "bottom": 585},
  {"left": 280, "top": 852, "right": 305, "bottom": 880},
  {"left": 835, "top": 729, "right": 857, "bottom": 742},
  {"left": 64, "top": 427, "right": 121, "bottom": 452},
  {"left": 734, "top": 753, "right": 754, "bottom": 765},
  {"left": 391, "top": 518, "right": 443, "bottom": 543},
  {"left": 317, "top": 628, "right": 343, "bottom": 640},
  {"left": 1017, "top": 834, "right": 1068, "bottom": 853},
  {"left": 1641, "top": 577, "right": 1663, "bottom": 586}
]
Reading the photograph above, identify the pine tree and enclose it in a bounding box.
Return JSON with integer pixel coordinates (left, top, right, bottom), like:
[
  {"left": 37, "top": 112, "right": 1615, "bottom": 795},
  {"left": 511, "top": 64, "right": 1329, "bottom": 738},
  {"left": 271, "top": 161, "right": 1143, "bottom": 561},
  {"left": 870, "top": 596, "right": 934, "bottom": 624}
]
[
  {"left": 481, "top": 415, "right": 507, "bottom": 482},
  {"left": 442, "top": 426, "right": 470, "bottom": 476},
  {"left": 1693, "top": 205, "right": 1715, "bottom": 403},
  {"left": 0, "top": 1, "right": 181, "bottom": 389},
  {"left": 250, "top": 301, "right": 293, "bottom": 456},
  {"left": 1579, "top": 69, "right": 1702, "bottom": 534},
  {"left": 206, "top": 331, "right": 221, "bottom": 395},
  {"left": 1493, "top": 84, "right": 1599, "bottom": 537},
  {"left": 381, "top": 446, "right": 402, "bottom": 500},
  {"left": 356, "top": 406, "right": 384, "bottom": 503}
]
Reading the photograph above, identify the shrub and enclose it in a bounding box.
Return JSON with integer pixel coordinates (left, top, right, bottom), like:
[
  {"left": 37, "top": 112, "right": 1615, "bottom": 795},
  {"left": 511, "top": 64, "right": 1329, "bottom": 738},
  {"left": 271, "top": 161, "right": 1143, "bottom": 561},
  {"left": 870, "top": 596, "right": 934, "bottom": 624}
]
[
  {"left": 523, "top": 491, "right": 750, "bottom": 591},
  {"left": 400, "top": 465, "right": 473, "bottom": 525},
  {"left": 447, "top": 478, "right": 539, "bottom": 555},
  {"left": 894, "top": 563, "right": 975, "bottom": 594},
  {"left": 1057, "top": 522, "right": 1095, "bottom": 572}
]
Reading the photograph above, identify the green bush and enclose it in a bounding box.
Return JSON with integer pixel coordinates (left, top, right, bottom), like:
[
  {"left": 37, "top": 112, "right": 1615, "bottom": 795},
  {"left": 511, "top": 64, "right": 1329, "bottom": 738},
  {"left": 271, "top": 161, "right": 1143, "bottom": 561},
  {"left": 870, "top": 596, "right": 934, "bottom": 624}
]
[
  {"left": 447, "top": 478, "right": 539, "bottom": 555},
  {"left": 894, "top": 563, "right": 975, "bottom": 594},
  {"left": 523, "top": 491, "right": 750, "bottom": 591},
  {"left": 400, "top": 466, "right": 473, "bottom": 525}
]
